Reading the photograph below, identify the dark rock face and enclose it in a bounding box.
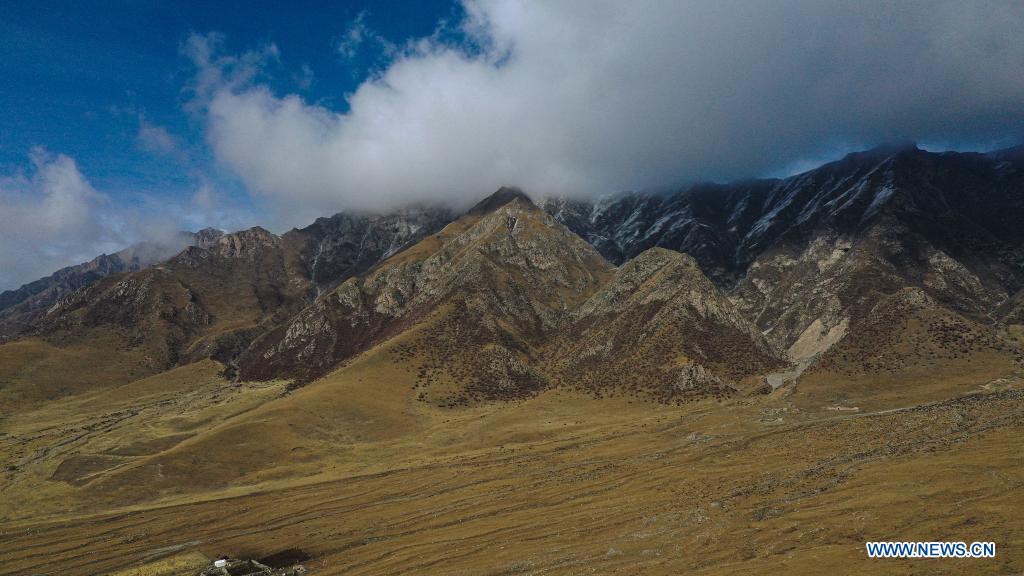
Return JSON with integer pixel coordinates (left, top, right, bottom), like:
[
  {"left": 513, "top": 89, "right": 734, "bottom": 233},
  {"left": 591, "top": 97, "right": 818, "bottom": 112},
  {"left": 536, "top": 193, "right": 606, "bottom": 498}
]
[
  {"left": 543, "top": 182, "right": 776, "bottom": 284},
  {"left": 543, "top": 145, "right": 1024, "bottom": 293},
  {"left": 285, "top": 206, "right": 455, "bottom": 289},
  {"left": 544, "top": 145, "right": 1024, "bottom": 359}
]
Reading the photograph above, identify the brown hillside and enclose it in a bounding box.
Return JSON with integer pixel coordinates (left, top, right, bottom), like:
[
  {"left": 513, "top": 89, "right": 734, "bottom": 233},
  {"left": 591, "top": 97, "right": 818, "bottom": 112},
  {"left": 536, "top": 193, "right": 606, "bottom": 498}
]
[{"left": 546, "top": 248, "right": 784, "bottom": 403}]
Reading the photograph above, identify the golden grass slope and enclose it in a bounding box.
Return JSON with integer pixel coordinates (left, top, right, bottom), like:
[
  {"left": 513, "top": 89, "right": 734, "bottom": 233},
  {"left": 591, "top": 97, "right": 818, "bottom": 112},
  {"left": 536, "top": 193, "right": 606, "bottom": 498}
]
[
  {"left": 0, "top": 359, "right": 288, "bottom": 522},
  {"left": 2, "top": 281, "right": 1022, "bottom": 574},
  {"left": 0, "top": 337, "right": 147, "bottom": 411},
  {"left": 1, "top": 367, "right": 1021, "bottom": 575},
  {"left": 798, "top": 287, "right": 1021, "bottom": 411}
]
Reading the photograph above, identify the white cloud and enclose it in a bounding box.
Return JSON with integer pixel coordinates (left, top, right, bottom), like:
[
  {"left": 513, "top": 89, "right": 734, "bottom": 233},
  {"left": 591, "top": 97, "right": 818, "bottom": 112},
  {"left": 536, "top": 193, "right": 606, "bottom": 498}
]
[
  {"left": 0, "top": 149, "right": 253, "bottom": 290},
  {"left": 182, "top": 181, "right": 259, "bottom": 233},
  {"left": 335, "top": 11, "right": 396, "bottom": 62},
  {"left": 294, "top": 64, "right": 315, "bottom": 91},
  {"left": 181, "top": 32, "right": 280, "bottom": 108},
  {"left": 335, "top": 11, "right": 370, "bottom": 60},
  {"left": 137, "top": 117, "right": 181, "bottom": 156},
  {"left": 188, "top": 1, "right": 1024, "bottom": 226},
  {"left": 0, "top": 149, "right": 123, "bottom": 288}
]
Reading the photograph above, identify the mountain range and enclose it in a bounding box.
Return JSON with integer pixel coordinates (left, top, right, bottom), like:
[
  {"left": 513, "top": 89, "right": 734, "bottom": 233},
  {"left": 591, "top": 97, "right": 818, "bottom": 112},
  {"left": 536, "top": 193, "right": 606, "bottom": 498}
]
[
  {"left": 2, "top": 143, "right": 1024, "bottom": 574},
  {"left": 3, "top": 143, "right": 1021, "bottom": 404}
]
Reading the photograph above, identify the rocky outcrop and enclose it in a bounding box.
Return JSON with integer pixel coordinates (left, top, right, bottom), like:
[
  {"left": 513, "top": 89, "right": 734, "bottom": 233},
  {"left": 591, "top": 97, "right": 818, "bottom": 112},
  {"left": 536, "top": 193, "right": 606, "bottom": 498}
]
[
  {"left": 544, "top": 248, "right": 784, "bottom": 402},
  {"left": 545, "top": 144, "right": 1024, "bottom": 292},
  {"left": 285, "top": 205, "right": 455, "bottom": 289}
]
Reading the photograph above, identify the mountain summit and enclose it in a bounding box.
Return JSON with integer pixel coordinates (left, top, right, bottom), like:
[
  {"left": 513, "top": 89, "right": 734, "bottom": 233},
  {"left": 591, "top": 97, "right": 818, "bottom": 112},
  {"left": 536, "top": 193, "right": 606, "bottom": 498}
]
[
  {"left": 467, "top": 186, "right": 535, "bottom": 215},
  {"left": 239, "top": 192, "right": 611, "bottom": 397}
]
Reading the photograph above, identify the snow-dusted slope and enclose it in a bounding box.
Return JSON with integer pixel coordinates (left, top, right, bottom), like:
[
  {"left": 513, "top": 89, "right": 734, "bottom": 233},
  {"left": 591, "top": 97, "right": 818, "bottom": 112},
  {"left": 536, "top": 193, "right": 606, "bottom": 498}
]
[
  {"left": 545, "top": 143, "right": 1024, "bottom": 291},
  {"left": 545, "top": 143, "right": 1024, "bottom": 358}
]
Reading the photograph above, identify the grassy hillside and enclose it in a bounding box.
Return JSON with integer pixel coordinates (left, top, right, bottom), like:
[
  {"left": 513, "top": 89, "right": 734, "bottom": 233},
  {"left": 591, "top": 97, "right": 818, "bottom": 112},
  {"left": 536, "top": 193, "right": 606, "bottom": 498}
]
[{"left": 1, "top": 364, "right": 1020, "bottom": 574}]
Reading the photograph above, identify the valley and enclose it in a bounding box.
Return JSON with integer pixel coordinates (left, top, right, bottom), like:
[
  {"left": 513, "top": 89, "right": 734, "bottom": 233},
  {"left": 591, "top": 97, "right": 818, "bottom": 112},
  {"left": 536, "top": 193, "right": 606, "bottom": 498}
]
[{"left": 2, "top": 360, "right": 1021, "bottom": 574}]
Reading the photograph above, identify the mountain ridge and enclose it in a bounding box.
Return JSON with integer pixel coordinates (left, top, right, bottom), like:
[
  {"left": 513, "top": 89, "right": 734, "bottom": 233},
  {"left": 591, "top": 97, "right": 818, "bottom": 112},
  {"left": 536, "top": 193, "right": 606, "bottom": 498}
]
[{"left": 2, "top": 145, "right": 1022, "bottom": 408}]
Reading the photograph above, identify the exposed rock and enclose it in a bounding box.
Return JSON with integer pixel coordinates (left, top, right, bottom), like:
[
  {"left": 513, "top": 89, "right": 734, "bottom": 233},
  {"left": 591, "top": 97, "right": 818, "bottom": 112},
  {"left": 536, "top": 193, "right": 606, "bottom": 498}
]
[
  {"left": 544, "top": 248, "right": 784, "bottom": 401},
  {"left": 546, "top": 144, "right": 1024, "bottom": 364},
  {"left": 240, "top": 192, "right": 612, "bottom": 397},
  {"left": 284, "top": 205, "right": 455, "bottom": 289}
]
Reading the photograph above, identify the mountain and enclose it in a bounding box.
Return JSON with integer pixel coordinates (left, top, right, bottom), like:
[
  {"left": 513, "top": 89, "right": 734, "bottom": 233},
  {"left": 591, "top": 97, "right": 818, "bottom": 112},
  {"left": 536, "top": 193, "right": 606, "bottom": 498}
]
[
  {"left": 239, "top": 189, "right": 613, "bottom": 401},
  {"left": 238, "top": 188, "right": 784, "bottom": 410},
  {"left": 0, "top": 206, "right": 455, "bottom": 406},
  {"left": 8, "top": 145, "right": 1023, "bottom": 408},
  {"left": 544, "top": 144, "right": 1024, "bottom": 294},
  {"left": 4, "top": 226, "right": 311, "bottom": 406},
  {"left": 0, "top": 206, "right": 455, "bottom": 342},
  {"left": 0, "top": 228, "right": 224, "bottom": 339},
  {"left": 543, "top": 247, "right": 784, "bottom": 403},
  {"left": 545, "top": 144, "right": 1024, "bottom": 389},
  {"left": 284, "top": 205, "right": 455, "bottom": 291},
  {"left": 25, "top": 188, "right": 782, "bottom": 507}
]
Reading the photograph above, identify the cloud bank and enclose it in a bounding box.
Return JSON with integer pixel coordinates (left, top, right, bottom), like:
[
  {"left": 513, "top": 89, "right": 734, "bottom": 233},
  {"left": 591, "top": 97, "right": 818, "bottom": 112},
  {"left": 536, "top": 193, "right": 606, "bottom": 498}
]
[
  {"left": 0, "top": 149, "right": 250, "bottom": 290},
  {"left": 0, "top": 150, "right": 128, "bottom": 288},
  {"left": 189, "top": 0, "right": 1024, "bottom": 224}
]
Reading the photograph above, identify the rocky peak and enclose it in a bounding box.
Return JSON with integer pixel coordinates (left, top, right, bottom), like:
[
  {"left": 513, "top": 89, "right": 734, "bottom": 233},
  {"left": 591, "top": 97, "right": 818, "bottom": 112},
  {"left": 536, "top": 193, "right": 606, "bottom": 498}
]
[
  {"left": 211, "top": 227, "right": 280, "bottom": 259},
  {"left": 238, "top": 192, "right": 612, "bottom": 384},
  {"left": 467, "top": 186, "right": 535, "bottom": 215},
  {"left": 191, "top": 227, "right": 225, "bottom": 249},
  {"left": 290, "top": 206, "right": 455, "bottom": 287}
]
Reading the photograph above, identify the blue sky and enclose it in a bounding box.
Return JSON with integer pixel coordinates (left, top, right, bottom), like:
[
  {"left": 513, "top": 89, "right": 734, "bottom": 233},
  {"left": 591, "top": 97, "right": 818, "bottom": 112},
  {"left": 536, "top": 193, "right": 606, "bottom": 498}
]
[
  {"left": 1, "top": 1, "right": 1023, "bottom": 290},
  {"left": 0, "top": 0, "right": 460, "bottom": 222}
]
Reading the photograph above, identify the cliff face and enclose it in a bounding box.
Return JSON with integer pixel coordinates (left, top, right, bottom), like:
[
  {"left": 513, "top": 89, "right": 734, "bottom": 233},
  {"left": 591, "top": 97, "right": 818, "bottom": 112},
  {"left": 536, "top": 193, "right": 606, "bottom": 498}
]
[
  {"left": 546, "top": 145, "right": 1024, "bottom": 294},
  {"left": 285, "top": 206, "right": 455, "bottom": 290}
]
